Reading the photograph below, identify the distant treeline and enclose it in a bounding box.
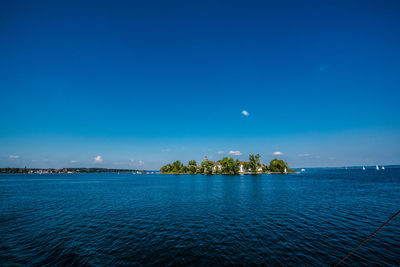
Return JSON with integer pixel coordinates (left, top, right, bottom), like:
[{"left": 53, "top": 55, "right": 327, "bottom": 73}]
[
  {"left": 161, "top": 154, "right": 295, "bottom": 175},
  {"left": 0, "top": 168, "right": 143, "bottom": 174}
]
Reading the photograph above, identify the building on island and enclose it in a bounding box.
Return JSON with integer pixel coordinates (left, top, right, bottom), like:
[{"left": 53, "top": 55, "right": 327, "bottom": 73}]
[
  {"left": 212, "top": 162, "right": 222, "bottom": 172},
  {"left": 239, "top": 162, "right": 265, "bottom": 173},
  {"left": 239, "top": 163, "right": 245, "bottom": 173}
]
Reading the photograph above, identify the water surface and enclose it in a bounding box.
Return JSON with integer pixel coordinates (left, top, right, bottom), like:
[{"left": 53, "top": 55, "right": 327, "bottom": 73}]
[{"left": 1, "top": 168, "right": 399, "bottom": 266}]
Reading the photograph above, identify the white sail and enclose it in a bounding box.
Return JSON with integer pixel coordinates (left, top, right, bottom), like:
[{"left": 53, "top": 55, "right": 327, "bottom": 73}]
[
  {"left": 362, "top": 166, "right": 365, "bottom": 170},
  {"left": 376, "top": 165, "right": 379, "bottom": 170},
  {"left": 382, "top": 166, "right": 385, "bottom": 170},
  {"left": 284, "top": 168, "right": 287, "bottom": 173}
]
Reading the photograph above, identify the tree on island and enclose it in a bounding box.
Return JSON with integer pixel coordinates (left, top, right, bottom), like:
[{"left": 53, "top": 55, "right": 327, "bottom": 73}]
[
  {"left": 269, "top": 158, "right": 289, "bottom": 173},
  {"left": 171, "top": 160, "right": 184, "bottom": 173},
  {"left": 248, "top": 154, "right": 261, "bottom": 173},
  {"left": 242, "top": 161, "right": 250, "bottom": 172},
  {"left": 160, "top": 160, "right": 185, "bottom": 173},
  {"left": 188, "top": 160, "right": 197, "bottom": 174},
  {"left": 201, "top": 160, "right": 214, "bottom": 175},
  {"left": 220, "top": 157, "right": 240, "bottom": 175}
]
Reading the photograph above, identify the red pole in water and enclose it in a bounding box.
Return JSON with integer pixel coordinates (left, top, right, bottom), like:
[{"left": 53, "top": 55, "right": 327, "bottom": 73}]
[{"left": 335, "top": 209, "right": 400, "bottom": 266}]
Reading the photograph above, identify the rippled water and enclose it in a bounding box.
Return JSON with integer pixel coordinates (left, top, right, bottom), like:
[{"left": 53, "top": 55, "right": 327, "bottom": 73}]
[{"left": 1, "top": 168, "right": 399, "bottom": 266}]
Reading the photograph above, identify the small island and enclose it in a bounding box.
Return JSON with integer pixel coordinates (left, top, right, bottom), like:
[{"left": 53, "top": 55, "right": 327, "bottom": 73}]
[{"left": 160, "top": 154, "right": 295, "bottom": 175}]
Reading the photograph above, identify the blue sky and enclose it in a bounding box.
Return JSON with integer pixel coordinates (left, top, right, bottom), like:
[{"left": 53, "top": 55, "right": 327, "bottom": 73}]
[{"left": 1, "top": 0, "right": 400, "bottom": 169}]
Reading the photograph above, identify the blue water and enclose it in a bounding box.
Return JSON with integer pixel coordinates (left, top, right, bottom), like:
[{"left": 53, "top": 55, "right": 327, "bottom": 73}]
[{"left": 1, "top": 168, "right": 399, "bottom": 266}]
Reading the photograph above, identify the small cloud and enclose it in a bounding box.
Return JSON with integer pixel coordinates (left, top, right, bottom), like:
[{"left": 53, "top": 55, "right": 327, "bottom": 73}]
[
  {"left": 229, "top": 150, "right": 242, "bottom": 156},
  {"left": 129, "top": 158, "right": 135, "bottom": 166},
  {"left": 217, "top": 151, "right": 224, "bottom": 155},
  {"left": 241, "top": 110, "right": 249, "bottom": 116},
  {"left": 298, "top": 153, "right": 311, "bottom": 157},
  {"left": 9, "top": 155, "right": 19, "bottom": 159},
  {"left": 138, "top": 160, "right": 145, "bottom": 166},
  {"left": 273, "top": 151, "right": 283, "bottom": 156},
  {"left": 94, "top": 155, "right": 103, "bottom": 163},
  {"left": 318, "top": 64, "right": 331, "bottom": 72},
  {"left": 70, "top": 160, "right": 77, "bottom": 163}
]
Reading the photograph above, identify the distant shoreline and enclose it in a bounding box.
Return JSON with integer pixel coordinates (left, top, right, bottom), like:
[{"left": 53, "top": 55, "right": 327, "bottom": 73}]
[{"left": 0, "top": 168, "right": 148, "bottom": 174}]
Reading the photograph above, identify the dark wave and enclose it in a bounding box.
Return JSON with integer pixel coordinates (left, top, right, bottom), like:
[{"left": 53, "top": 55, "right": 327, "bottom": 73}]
[{"left": 1, "top": 169, "right": 399, "bottom": 266}]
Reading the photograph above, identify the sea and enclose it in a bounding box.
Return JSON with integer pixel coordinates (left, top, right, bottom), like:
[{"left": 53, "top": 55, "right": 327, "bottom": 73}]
[{"left": 1, "top": 167, "right": 399, "bottom": 266}]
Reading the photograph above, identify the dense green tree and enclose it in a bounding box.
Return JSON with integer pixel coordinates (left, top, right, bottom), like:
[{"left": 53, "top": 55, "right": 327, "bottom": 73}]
[
  {"left": 171, "top": 160, "right": 184, "bottom": 173},
  {"left": 262, "top": 165, "right": 269, "bottom": 172},
  {"left": 182, "top": 166, "right": 188, "bottom": 173},
  {"left": 188, "top": 160, "right": 197, "bottom": 174},
  {"left": 248, "top": 154, "right": 261, "bottom": 173},
  {"left": 160, "top": 164, "right": 172, "bottom": 173},
  {"left": 201, "top": 160, "right": 214, "bottom": 175},
  {"left": 269, "top": 158, "right": 289, "bottom": 173},
  {"left": 236, "top": 159, "right": 241, "bottom": 171},
  {"left": 220, "top": 157, "right": 240, "bottom": 174},
  {"left": 243, "top": 162, "right": 249, "bottom": 172}
]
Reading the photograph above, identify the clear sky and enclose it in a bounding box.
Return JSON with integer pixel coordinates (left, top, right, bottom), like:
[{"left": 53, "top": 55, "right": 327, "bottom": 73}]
[{"left": 1, "top": 0, "right": 400, "bottom": 169}]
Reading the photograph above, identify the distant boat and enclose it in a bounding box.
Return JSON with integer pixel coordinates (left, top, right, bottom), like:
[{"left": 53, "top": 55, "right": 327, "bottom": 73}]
[
  {"left": 382, "top": 166, "right": 385, "bottom": 170},
  {"left": 284, "top": 168, "right": 287, "bottom": 173},
  {"left": 376, "top": 165, "right": 380, "bottom": 170},
  {"left": 362, "top": 166, "right": 366, "bottom": 170},
  {"left": 301, "top": 168, "right": 306, "bottom": 172}
]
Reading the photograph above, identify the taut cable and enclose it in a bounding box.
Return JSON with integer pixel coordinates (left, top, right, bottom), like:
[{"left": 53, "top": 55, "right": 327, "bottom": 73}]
[{"left": 335, "top": 209, "right": 400, "bottom": 266}]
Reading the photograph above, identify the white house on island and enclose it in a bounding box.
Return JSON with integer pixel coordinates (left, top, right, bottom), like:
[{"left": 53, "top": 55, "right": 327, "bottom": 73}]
[{"left": 239, "top": 163, "right": 264, "bottom": 173}]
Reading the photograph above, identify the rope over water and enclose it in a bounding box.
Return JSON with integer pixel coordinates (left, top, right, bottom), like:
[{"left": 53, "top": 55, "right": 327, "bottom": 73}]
[{"left": 335, "top": 209, "right": 400, "bottom": 266}]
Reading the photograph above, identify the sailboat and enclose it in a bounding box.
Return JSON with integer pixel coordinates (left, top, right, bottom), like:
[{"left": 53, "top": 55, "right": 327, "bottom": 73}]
[
  {"left": 284, "top": 168, "right": 287, "bottom": 173},
  {"left": 382, "top": 165, "right": 385, "bottom": 170},
  {"left": 376, "top": 165, "right": 380, "bottom": 171},
  {"left": 362, "top": 166, "right": 366, "bottom": 170}
]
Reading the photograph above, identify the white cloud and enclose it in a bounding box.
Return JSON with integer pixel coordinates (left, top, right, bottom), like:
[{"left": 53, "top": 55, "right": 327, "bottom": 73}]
[
  {"left": 138, "top": 160, "right": 145, "bottom": 166},
  {"left": 94, "top": 155, "right": 103, "bottom": 163},
  {"left": 217, "top": 151, "right": 224, "bottom": 155},
  {"left": 298, "top": 153, "right": 311, "bottom": 157},
  {"left": 70, "top": 160, "right": 77, "bottom": 163},
  {"left": 241, "top": 110, "right": 249, "bottom": 116},
  {"left": 9, "top": 155, "right": 19, "bottom": 159},
  {"left": 229, "top": 150, "right": 242, "bottom": 156},
  {"left": 318, "top": 64, "right": 331, "bottom": 72},
  {"left": 273, "top": 151, "right": 283, "bottom": 156}
]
